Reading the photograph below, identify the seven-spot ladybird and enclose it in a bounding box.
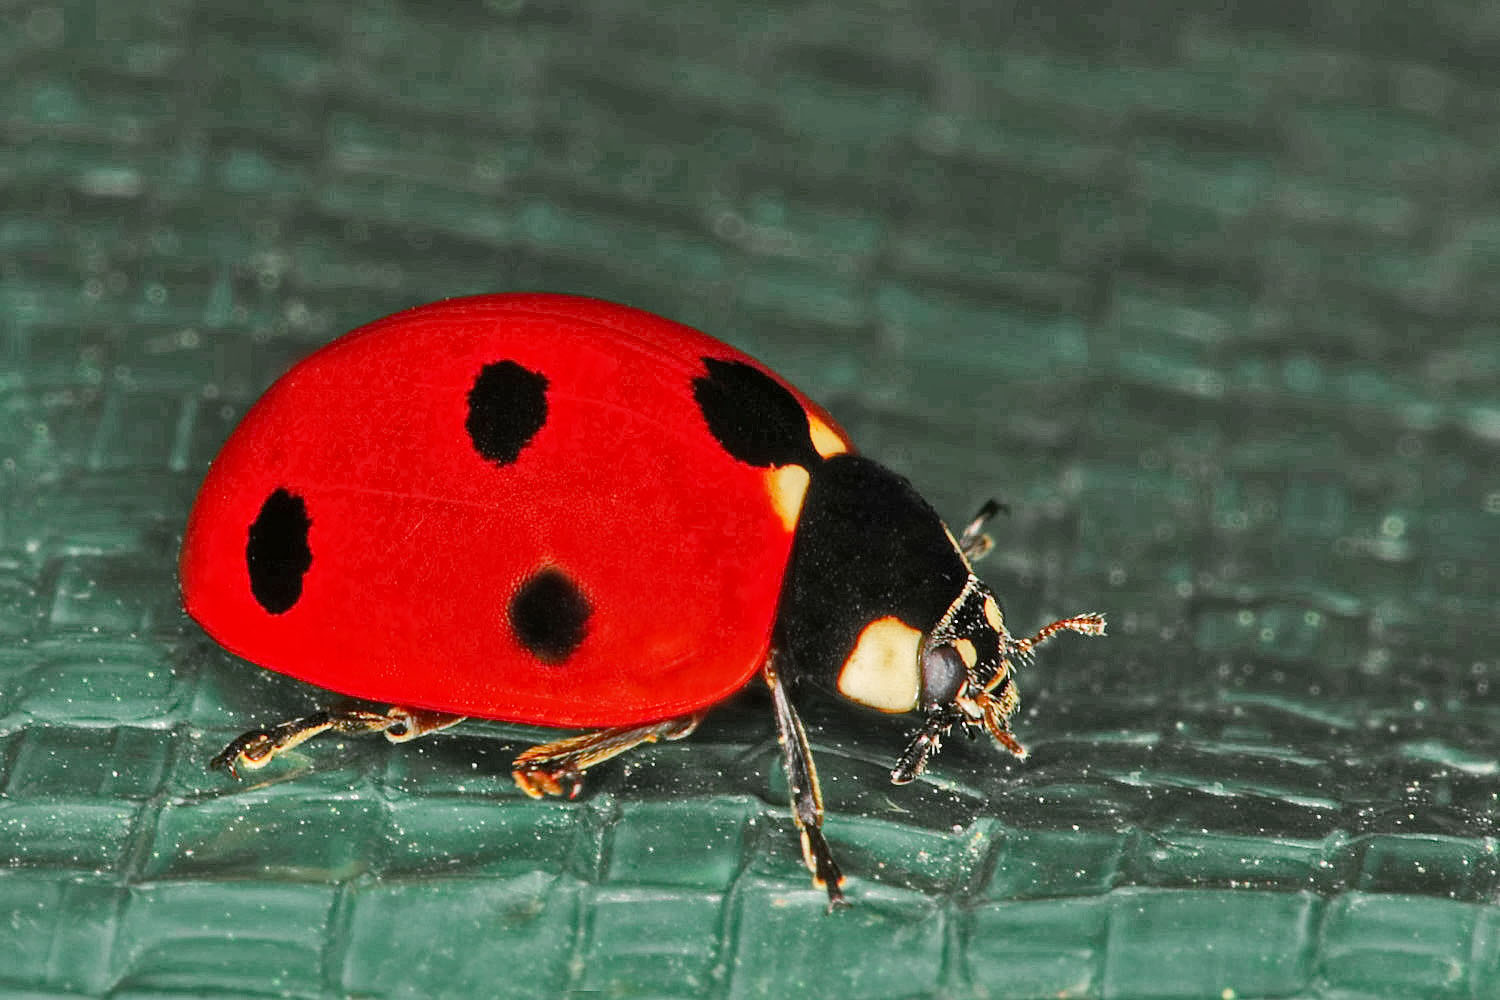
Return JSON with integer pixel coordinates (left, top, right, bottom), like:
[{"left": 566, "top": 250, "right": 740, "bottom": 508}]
[{"left": 180, "top": 293, "right": 1104, "bottom": 907}]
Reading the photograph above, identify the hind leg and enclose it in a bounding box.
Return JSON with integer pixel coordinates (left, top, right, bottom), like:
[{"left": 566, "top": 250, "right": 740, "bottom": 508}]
[{"left": 210, "top": 703, "right": 465, "bottom": 778}]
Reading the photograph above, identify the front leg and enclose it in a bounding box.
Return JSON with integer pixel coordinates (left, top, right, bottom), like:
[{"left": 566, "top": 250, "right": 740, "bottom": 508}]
[{"left": 764, "top": 653, "right": 848, "bottom": 910}]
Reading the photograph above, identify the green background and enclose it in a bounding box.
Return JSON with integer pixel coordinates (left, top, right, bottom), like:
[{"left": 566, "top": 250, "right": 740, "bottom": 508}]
[{"left": 3, "top": 1, "right": 1499, "bottom": 997}]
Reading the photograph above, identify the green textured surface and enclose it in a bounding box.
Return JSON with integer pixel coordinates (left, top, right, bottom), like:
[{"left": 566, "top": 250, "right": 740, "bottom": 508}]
[{"left": 3, "top": 0, "right": 1499, "bottom": 998}]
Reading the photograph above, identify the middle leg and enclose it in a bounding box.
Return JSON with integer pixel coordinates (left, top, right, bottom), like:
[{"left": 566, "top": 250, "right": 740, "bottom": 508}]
[{"left": 511, "top": 715, "right": 702, "bottom": 799}]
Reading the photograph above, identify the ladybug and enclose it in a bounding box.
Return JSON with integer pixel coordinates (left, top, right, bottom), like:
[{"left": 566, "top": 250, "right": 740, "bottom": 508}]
[{"left": 180, "top": 293, "right": 1104, "bottom": 907}]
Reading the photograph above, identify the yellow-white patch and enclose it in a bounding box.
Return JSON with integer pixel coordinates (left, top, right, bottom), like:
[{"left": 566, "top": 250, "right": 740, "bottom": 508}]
[
  {"left": 765, "top": 464, "right": 811, "bottom": 532},
  {"left": 808, "top": 414, "right": 849, "bottom": 459},
  {"left": 983, "top": 595, "right": 1004, "bottom": 633},
  {"left": 954, "top": 638, "right": 978, "bottom": 668},
  {"left": 837, "top": 616, "right": 922, "bottom": 713}
]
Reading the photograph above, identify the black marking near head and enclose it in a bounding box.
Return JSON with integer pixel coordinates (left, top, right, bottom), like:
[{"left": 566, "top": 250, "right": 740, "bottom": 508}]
[
  {"left": 466, "top": 360, "right": 549, "bottom": 465},
  {"left": 773, "top": 454, "right": 970, "bottom": 686},
  {"left": 930, "top": 586, "right": 1004, "bottom": 686},
  {"left": 508, "top": 567, "right": 592, "bottom": 663},
  {"left": 246, "top": 488, "right": 312, "bottom": 615},
  {"left": 692, "top": 357, "right": 821, "bottom": 469}
]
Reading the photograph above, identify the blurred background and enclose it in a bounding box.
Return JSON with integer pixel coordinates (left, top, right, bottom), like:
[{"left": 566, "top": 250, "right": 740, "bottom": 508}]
[{"left": 3, "top": 0, "right": 1498, "bottom": 997}]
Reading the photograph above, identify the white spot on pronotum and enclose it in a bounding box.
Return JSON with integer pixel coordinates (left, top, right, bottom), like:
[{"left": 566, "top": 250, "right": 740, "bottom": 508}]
[
  {"left": 837, "top": 616, "right": 922, "bottom": 713},
  {"left": 954, "top": 638, "right": 978, "bottom": 668},
  {"left": 765, "top": 464, "right": 811, "bottom": 532},
  {"left": 983, "top": 595, "right": 1004, "bottom": 633}
]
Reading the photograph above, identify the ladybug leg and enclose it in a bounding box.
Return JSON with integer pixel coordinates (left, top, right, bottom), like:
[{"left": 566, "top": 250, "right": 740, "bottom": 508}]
[
  {"left": 209, "top": 703, "right": 465, "bottom": 778},
  {"left": 511, "top": 714, "right": 703, "bottom": 800},
  {"left": 957, "top": 499, "right": 1006, "bottom": 563},
  {"left": 890, "top": 706, "right": 964, "bottom": 784},
  {"left": 977, "top": 674, "right": 1027, "bottom": 758},
  {"left": 764, "top": 653, "right": 849, "bottom": 911},
  {"left": 379, "top": 706, "right": 467, "bottom": 743}
]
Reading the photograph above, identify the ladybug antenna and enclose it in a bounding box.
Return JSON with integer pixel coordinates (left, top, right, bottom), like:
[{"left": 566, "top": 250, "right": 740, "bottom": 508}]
[{"left": 958, "top": 498, "right": 1009, "bottom": 563}]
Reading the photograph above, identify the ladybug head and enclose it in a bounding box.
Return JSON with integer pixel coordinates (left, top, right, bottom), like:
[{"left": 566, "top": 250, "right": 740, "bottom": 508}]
[
  {"left": 776, "top": 456, "right": 1104, "bottom": 783},
  {"left": 890, "top": 576, "right": 1025, "bottom": 785},
  {"left": 888, "top": 577, "right": 1107, "bottom": 785}
]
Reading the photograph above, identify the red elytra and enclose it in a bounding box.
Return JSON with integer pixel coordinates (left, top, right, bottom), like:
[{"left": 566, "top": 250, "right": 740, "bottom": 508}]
[{"left": 180, "top": 293, "right": 851, "bottom": 728}]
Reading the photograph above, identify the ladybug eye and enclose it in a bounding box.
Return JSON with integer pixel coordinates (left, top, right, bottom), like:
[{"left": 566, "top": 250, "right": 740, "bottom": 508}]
[{"left": 920, "top": 644, "right": 967, "bottom": 709}]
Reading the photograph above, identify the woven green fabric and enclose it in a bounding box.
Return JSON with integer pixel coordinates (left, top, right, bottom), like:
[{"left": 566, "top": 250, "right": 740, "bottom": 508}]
[{"left": 3, "top": 1, "right": 1498, "bottom": 998}]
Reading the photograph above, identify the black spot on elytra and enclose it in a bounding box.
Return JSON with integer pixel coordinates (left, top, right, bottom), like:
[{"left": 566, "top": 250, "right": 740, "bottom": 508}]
[
  {"left": 466, "top": 360, "right": 549, "bottom": 465},
  {"left": 246, "top": 488, "right": 312, "bottom": 615},
  {"left": 692, "top": 357, "right": 820, "bottom": 469},
  {"left": 509, "top": 568, "right": 592, "bottom": 663}
]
